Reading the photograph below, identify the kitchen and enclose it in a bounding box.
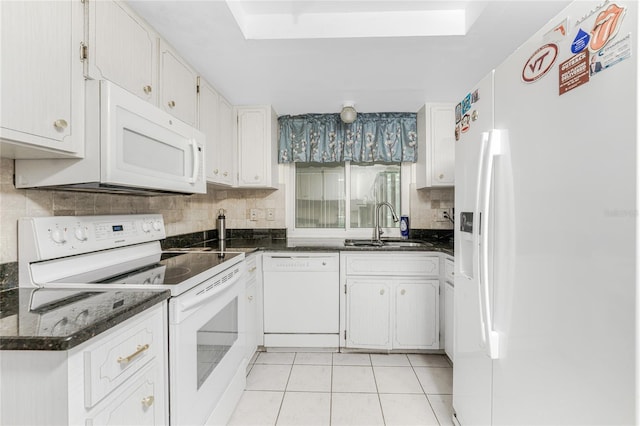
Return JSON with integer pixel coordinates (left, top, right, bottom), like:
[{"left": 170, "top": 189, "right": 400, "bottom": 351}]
[{"left": 0, "top": 1, "right": 637, "bottom": 425}]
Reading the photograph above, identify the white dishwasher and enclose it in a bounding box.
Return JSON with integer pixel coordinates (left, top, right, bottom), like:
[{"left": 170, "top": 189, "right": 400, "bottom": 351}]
[{"left": 262, "top": 252, "right": 340, "bottom": 348}]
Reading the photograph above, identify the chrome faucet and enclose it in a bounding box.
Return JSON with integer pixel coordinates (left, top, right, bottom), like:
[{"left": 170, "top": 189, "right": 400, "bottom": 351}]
[{"left": 374, "top": 202, "right": 399, "bottom": 243}]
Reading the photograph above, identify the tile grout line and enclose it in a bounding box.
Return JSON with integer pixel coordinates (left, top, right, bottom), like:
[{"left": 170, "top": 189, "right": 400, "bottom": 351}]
[
  {"left": 273, "top": 352, "right": 296, "bottom": 426},
  {"left": 370, "top": 353, "right": 388, "bottom": 426},
  {"left": 408, "top": 358, "right": 444, "bottom": 426}
]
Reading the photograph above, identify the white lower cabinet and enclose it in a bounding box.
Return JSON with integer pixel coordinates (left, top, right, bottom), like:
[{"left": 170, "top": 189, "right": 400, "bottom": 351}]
[
  {"left": 394, "top": 279, "right": 439, "bottom": 349},
  {"left": 0, "top": 303, "right": 168, "bottom": 426},
  {"left": 245, "top": 252, "right": 263, "bottom": 362},
  {"left": 345, "top": 278, "right": 392, "bottom": 350},
  {"left": 443, "top": 256, "right": 455, "bottom": 361},
  {"left": 341, "top": 253, "right": 440, "bottom": 350}
]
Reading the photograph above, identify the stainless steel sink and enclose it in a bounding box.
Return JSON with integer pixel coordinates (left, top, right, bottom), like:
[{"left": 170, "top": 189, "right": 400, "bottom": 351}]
[{"left": 344, "top": 239, "right": 433, "bottom": 248}]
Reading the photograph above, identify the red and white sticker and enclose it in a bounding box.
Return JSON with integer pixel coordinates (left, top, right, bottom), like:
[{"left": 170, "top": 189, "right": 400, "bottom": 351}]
[
  {"left": 589, "top": 3, "right": 626, "bottom": 52},
  {"left": 522, "top": 43, "right": 559, "bottom": 83}
]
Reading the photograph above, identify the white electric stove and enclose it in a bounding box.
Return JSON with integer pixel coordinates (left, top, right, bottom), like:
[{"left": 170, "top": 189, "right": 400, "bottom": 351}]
[{"left": 18, "top": 214, "right": 248, "bottom": 426}]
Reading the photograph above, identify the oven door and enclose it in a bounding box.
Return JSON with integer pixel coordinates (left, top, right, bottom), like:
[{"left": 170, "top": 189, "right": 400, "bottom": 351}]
[
  {"left": 169, "top": 266, "right": 246, "bottom": 426},
  {"left": 93, "top": 80, "right": 206, "bottom": 194}
]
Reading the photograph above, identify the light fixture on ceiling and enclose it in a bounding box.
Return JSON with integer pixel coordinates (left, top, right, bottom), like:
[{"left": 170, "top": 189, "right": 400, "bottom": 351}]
[{"left": 340, "top": 103, "right": 357, "bottom": 124}]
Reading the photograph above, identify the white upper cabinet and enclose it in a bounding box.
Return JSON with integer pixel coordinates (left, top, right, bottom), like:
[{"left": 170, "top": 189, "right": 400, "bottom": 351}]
[
  {"left": 236, "top": 106, "right": 279, "bottom": 188},
  {"left": 217, "top": 97, "right": 236, "bottom": 186},
  {"left": 416, "top": 104, "right": 455, "bottom": 188},
  {"left": 199, "top": 80, "right": 235, "bottom": 186},
  {"left": 86, "top": 0, "right": 158, "bottom": 104},
  {"left": 159, "top": 40, "right": 198, "bottom": 127},
  {"left": 0, "top": 1, "right": 84, "bottom": 158}
]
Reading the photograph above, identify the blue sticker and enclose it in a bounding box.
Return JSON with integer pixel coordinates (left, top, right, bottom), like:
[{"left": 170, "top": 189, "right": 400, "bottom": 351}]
[
  {"left": 571, "top": 28, "right": 590, "bottom": 54},
  {"left": 461, "top": 94, "right": 472, "bottom": 115}
]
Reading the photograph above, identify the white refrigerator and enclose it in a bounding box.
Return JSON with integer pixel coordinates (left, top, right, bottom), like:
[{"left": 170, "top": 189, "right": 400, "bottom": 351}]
[{"left": 453, "top": 1, "right": 637, "bottom": 425}]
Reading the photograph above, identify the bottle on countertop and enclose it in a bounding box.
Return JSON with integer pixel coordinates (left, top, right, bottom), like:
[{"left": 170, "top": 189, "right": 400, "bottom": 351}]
[
  {"left": 217, "top": 209, "right": 226, "bottom": 241},
  {"left": 400, "top": 215, "right": 410, "bottom": 239}
]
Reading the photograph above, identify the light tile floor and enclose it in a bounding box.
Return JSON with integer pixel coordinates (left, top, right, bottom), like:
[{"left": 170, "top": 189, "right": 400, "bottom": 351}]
[{"left": 228, "top": 352, "right": 454, "bottom": 426}]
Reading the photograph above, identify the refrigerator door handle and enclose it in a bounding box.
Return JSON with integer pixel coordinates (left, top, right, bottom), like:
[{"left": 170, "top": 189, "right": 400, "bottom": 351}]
[
  {"left": 478, "top": 129, "right": 506, "bottom": 360},
  {"left": 474, "top": 132, "right": 490, "bottom": 344}
]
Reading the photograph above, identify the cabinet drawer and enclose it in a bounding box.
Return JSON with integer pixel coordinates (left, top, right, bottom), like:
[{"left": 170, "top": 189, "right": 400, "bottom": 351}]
[
  {"left": 87, "top": 361, "right": 164, "bottom": 426},
  {"left": 84, "top": 307, "right": 164, "bottom": 408},
  {"left": 344, "top": 254, "right": 439, "bottom": 276},
  {"left": 246, "top": 254, "right": 257, "bottom": 277},
  {"left": 444, "top": 259, "right": 454, "bottom": 284}
]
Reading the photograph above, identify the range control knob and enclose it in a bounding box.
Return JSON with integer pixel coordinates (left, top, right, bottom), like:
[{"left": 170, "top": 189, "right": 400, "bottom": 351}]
[
  {"left": 152, "top": 221, "right": 162, "bottom": 231},
  {"left": 142, "top": 222, "right": 151, "bottom": 233},
  {"left": 74, "top": 226, "right": 88, "bottom": 242},
  {"left": 51, "top": 228, "right": 67, "bottom": 244}
]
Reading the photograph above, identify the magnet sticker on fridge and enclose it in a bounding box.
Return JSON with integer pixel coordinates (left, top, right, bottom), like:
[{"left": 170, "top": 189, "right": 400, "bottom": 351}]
[
  {"left": 591, "top": 32, "right": 631, "bottom": 75},
  {"left": 455, "top": 103, "right": 462, "bottom": 124},
  {"left": 559, "top": 50, "right": 590, "bottom": 95},
  {"left": 471, "top": 89, "right": 480, "bottom": 103},
  {"left": 522, "top": 43, "right": 558, "bottom": 83},
  {"left": 589, "top": 3, "right": 626, "bottom": 53},
  {"left": 571, "top": 28, "right": 591, "bottom": 53},
  {"left": 461, "top": 94, "right": 472, "bottom": 115},
  {"left": 460, "top": 114, "right": 471, "bottom": 133}
]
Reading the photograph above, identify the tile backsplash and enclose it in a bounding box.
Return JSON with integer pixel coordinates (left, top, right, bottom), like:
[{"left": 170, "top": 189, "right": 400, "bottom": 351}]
[
  {"left": 0, "top": 158, "right": 451, "bottom": 264},
  {"left": 0, "top": 158, "right": 286, "bottom": 263}
]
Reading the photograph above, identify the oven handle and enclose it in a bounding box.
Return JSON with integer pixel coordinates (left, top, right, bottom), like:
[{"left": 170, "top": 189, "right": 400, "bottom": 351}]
[{"left": 178, "top": 267, "right": 243, "bottom": 313}]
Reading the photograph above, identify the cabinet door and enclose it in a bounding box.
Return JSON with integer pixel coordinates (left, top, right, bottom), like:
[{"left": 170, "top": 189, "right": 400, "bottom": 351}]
[
  {"left": 159, "top": 40, "right": 198, "bottom": 126},
  {"left": 236, "top": 106, "right": 278, "bottom": 188},
  {"left": 217, "top": 97, "right": 235, "bottom": 186},
  {"left": 431, "top": 106, "right": 455, "bottom": 185},
  {"left": 200, "top": 81, "right": 221, "bottom": 182},
  {"left": 444, "top": 281, "right": 454, "bottom": 361},
  {"left": 345, "top": 279, "right": 391, "bottom": 350},
  {"left": 237, "top": 108, "right": 267, "bottom": 186},
  {"left": 87, "top": 0, "right": 157, "bottom": 103},
  {"left": 416, "top": 104, "right": 455, "bottom": 188},
  {"left": 0, "top": 1, "right": 84, "bottom": 158},
  {"left": 394, "top": 279, "right": 440, "bottom": 349},
  {"left": 245, "top": 280, "right": 257, "bottom": 361}
]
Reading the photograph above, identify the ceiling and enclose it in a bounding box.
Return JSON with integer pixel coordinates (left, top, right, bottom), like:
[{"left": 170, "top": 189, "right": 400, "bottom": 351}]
[{"left": 127, "top": 0, "right": 571, "bottom": 116}]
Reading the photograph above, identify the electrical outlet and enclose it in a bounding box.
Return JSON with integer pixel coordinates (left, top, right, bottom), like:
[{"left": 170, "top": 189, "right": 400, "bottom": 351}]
[
  {"left": 435, "top": 209, "right": 448, "bottom": 222},
  {"left": 249, "top": 209, "right": 258, "bottom": 221},
  {"left": 266, "top": 208, "right": 275, "bottom": 221}
]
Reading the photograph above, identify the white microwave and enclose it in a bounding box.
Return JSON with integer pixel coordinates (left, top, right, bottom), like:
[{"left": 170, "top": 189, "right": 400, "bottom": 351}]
[{"left": 15, "top": 80, "right": 206, "bottom": 195}]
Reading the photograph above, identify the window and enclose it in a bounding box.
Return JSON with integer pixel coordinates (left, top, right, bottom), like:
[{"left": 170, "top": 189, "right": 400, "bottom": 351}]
[{"left": 294, "top": 162, "right": 401, "bottom": 230}]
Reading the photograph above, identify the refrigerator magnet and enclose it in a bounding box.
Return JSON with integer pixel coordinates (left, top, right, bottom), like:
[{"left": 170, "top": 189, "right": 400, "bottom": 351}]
[{"left": 522, "top": 43, "right": 558, "bottom": 83}]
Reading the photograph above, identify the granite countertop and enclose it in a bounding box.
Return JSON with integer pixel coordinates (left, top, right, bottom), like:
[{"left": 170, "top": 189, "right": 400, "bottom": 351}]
[
  {"left": 0, "top": 288, "right": 170, "bottom": 351},
  {"left": 185, "top": 236, "right": 454, "bottom": 256}
]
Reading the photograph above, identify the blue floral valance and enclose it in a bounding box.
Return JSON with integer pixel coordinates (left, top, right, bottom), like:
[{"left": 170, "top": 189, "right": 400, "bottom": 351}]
[{"left": 278, "top": 112, "right": 417, "bottom": 163}]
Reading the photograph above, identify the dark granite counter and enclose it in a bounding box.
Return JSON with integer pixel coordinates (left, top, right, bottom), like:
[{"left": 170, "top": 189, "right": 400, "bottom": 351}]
[
  {"left": 161, "top": 228, "right": 454, "bottom": 256},
  {"left": 180, "top": 236, "right": 453, "bottom": 256},
  {"left": 0, "top": 288, "right": 170, "bottom": 351}
]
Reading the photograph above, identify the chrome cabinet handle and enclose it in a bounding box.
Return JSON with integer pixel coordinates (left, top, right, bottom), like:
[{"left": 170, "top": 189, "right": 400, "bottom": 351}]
[
  {"left": 117, "top": 344, "right": 150, "bottom": 364},
  {"left": 143, "top": 85, "right": 152, "bottom": 95},
  {"left": 168, "top": 100, "right": 176, "bottom": 108},
  {"left": 248, "top": 266, "right": 257, "bottom": 272},
  {"left": 53, "top": 119, "right": 68, "bottom": 130},
  {"left": 223, "top": 171, "right": 228, "bottom": 177},
  {"left": 141, "top": 395, "right": 155, "bottom": 408},
  {"left": 380, "top": 289, "right": 385, "bottom": 295},
  {"left": 254, "top": 175, "right": 260, "bottom": 180},
  {"left": 248, "top": 295, "right": 254, "bottom": 301},
  {"left": 213, "top": 169, "right": 219, "bottom": 174},
  {"left": 400, "top": 289, "right": 406, "bottom": 295}
]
